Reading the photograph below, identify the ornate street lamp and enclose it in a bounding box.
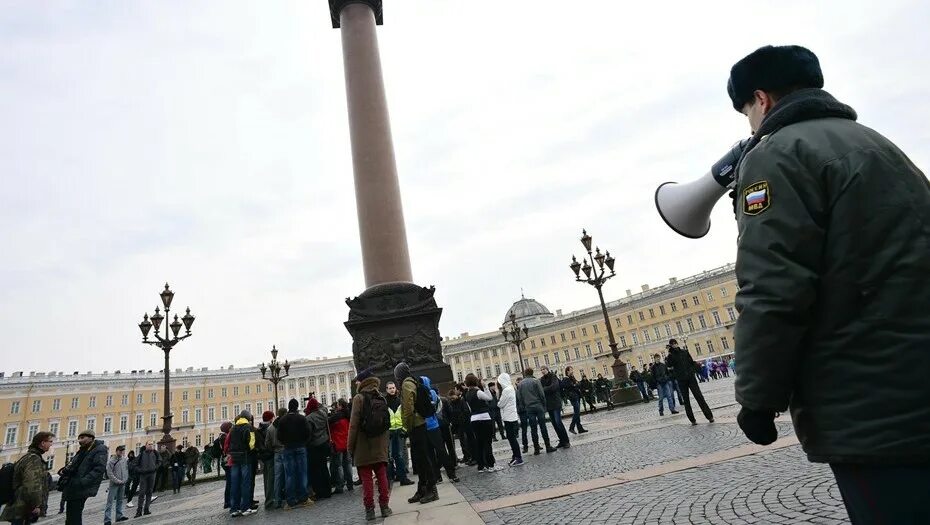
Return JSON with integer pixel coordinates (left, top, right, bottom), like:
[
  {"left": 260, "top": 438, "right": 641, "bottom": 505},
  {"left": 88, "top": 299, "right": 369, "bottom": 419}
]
[
  {"left": 260, "top": 345, "right": 290, "bottom": 410},
  {"left": 570, "top": 229, "right": 628, "bottom": 382},
  {"left": 500, "top": 311, "right": 530, "bottom": 374},
  {"left": 137, "top": 283, "right": 195, "bottom": 452}
]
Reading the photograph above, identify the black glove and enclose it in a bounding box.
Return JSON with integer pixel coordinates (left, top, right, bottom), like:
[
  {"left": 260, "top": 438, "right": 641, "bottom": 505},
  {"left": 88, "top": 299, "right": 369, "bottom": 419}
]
[
  {"left": 737, "top": 407, "right": 777, "bottom": 445},
  {"left": 729, "top": 188, "right": 738, "bottom": 218}
]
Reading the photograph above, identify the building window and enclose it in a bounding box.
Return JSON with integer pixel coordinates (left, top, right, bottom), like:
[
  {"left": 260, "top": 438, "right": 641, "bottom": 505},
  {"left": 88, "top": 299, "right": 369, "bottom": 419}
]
[
  {"left": 574, "top": 347, "right": 581, "bottom": 359},
  {"left": 727, "top": 307, "right": 737, "bottom": 321},
  {"left": 676, "top": 321, "right": 684, "bottom": 334},
  {"left": 581, "top": 327, "right": 588, "bottom": 337},
  {"left": 648, "top": 308, "right": 655, "bottom": 318},
  {"left": 485, "top": 367, "right": 492, "bottom": 378},
  {"left": 695, "top": 343, "right": 702, "bottom": 355},
  {"left": 564, "top": 349, "right": 571, "bottom": 361},
  {"left": 208, "top": 388, "right": 215, "bottom": 399},
  {"left": 643, "top": 330, "right": 651, "bottom": 342},
  {"left": 454, "top": 356, "right": 461, "bottom": 364},
  {"left": 491, "top": 348, "right": 498, "bottom": 357},
  {"left": 722, "top": 337, "right": 730, "bottom": 350},
  {"left": 712, "top": 311, "right": 722, "bottom": 326},
  {"left": 208, "top": 407, "right": 215, "bottom": 422},
  {"left": 664, "top": 324, "right": 672, "bottom": 337},
  {"left": 615, "top": 318, "right": 622, "bottom": 327},
  {"left": 120, "top": 415, "right": 128, "bottom": 432},
  {"left": 494, "top": 364, "right": 501, "bottom": 376},
  {"left": 233, "top": 387, "right": 239, "bottom": 396},
  {"left": 638, "top": 312, "right": 645, "bottom": 321},
  {"left": 5, "top": 426, "right": 18, "bottom": 446},
  {"left": 705, "top": 291, "right": 714, "bottom": 302},
  {"left": 659, "top": 305, "right": 666, "bottom": 315},
  {"left": 102, "top": 417, "right": 111, "bottom": 435},
  {"left": 681, "top": 299, "right": 689, "bottom": 309},
  {"left": 150, "top": 413, "right": 157, "bottom": 427},
  {"left": 530, "top": 340, "right": 537, "bottom": 349},
  {"left": 543, "top": 355, "right": 550, "bottom": 366},
  {"left": 707, "top": 340, "right": 715, "bottom": 353},
  {"left": 136, "top": 394, "right": 143, "bottom": 405},
  {"left": 86, "top": 418, "right": 95, "bottom": 432},
  {"left": 533, "top": 356, "right": 540, "bottom": 368},
  {"left": 637, "top": 356, "right": 644, "bottom": 367},
  {"left": 106, "top": 395, "right": 113, "bottom": 407},
  {"left": 195, "top": 390, "right": 202, "bottom": 400},
  {"left": 195, "top": 409, "right": 202, "bottom": 423},
  {"left": 68, "top": 421, "right": 78, "bottom": 438},
  {"left": 687, "top": 318, "right": 695, "bottom": 331},
  {"left": 329, "top": 375, "right": 336, "bottom": 385},
  {"left": 570, "top": 330, "right": 577, "bottom": 340},
  {"left": 654, "top": 327, "right": 662, "bottom": 340},
  {"left": 121, "top": 394, "right": 128, "bottom": 406},
  {"left": 195, "top": 435, "right": 202, "bottom": 447},
  {"left": 631, "top": 332, "right": 639, "bottom": 345},
  {"left": 592, "top": 324, "right": 599, "bottom": 334},
  {"left": 49, "top": 422, "right": 59, "bottom": 437},
  {"left": 221, "top": 406, "right": 228, "bottom": 420},
  {"left": 553, "top": 352, "right": 561, "bottom": 364},
  {"left": 670, "top": 302, "right": 677, "bottom": 312},
  {"left": 721, "top": 286, "right": 729, "bottom": 297},
  {"left": 504, "top": 363, "right": 511, "bottom": 374},
  {"left": 27, "top": 423, "right": 38, "bottom": 442},
  {"left": 151, "top": 392, "right": 158, "bottom": 403},
  {"left": 457, "top": 372, "right": 463, "bottom": 382},
  {"left": 698, "top": 314, "right": 707, "bottom": 329},
  {"left": 53, "top": 399, "right": 61, "bottom": 411},
  {"left": 619, "top": 335, "right": 627, "bottom": 347},
  {"left": 561, "top": 333, "right": 567, "bottom": 342},
  {"left": 540, "top": 338, "right": 546, "bottom": 347},
  {"left": 31, "top": 400, "right": 41, "bottom": 413},
  {"left": 550, "top": 336, "right": 557, "bottom": 345},
  {"left": 89, "top": 396, "right": 96, "bottom": 409},
  {"left": 692, "top": 295, "right": 700, "bottom": 306},
  {"left": 136, "top": 414, "right": 143, "bottom": 430},
  {"left": 591, "top": 344, "right": 598, "bottom": 356},
  {"left": 626, "top": 314, "right": 633, "bottom": 324},
  {"left": 244, "top": 386, "right": 250, "bottom": 395}
]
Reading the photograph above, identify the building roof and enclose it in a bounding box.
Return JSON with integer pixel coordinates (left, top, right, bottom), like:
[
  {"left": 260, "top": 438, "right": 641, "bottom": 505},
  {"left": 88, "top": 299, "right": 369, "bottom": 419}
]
[{"left": 504, "top": 295, "right": 554, "bottom": 325}]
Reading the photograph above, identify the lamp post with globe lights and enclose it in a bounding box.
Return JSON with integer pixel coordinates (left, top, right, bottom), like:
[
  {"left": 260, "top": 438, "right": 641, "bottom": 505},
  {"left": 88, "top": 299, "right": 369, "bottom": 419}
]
[
  {"left": 501, "top": 311, "right": 530, "bottom": 374},
  {"left": 137, "top": 283, "right": 195, "bottom": 452},
  {"left": 260, "top": 345, "right": 290, "bottom": 410},
  {"left": 569, "top": 229, "right": 631, "bottom": 383}
]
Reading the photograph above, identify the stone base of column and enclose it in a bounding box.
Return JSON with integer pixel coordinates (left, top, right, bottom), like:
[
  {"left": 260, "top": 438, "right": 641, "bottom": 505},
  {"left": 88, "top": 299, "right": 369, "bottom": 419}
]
[
  {"left": 610, "top": 386, "right": 645, "bottom": 406},
  {"left": 345, "top": 282, "right": 454, "bottom": 394},
  {"left": 611, "top": 357, "right": 630, "bottom": 383}
]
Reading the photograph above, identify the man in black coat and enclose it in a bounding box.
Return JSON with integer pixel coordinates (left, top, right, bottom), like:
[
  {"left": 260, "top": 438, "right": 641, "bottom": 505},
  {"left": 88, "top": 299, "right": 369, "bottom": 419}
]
[
  {"left": 726, "top": 44, "right": 930, "bottom": 524},
  {"left": 539, "top": 366, "right": 570, "bottom": 448},
  {"left": 60, "top": 430, "right": 108, "bottom": 525},
  {"left": 665, "top": 340, "right": 713, "bottom": 425},
  {"left": 274, "top": 399, "right": 312, "bottom": 508}
]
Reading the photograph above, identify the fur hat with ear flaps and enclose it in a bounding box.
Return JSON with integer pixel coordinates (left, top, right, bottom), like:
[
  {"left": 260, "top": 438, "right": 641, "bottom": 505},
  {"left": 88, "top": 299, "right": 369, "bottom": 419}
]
[{"left": 727, "top": 45, "right": 824, "bottom": 111}]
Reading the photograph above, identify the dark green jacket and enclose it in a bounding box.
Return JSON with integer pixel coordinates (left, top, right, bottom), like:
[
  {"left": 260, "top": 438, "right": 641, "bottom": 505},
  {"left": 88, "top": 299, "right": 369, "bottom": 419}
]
[
  {"left": 733, "top": 89, "right": 930, "bottom": 464},
  {"left": 62, "top": 440, "right": 108, "bottom": 499}
]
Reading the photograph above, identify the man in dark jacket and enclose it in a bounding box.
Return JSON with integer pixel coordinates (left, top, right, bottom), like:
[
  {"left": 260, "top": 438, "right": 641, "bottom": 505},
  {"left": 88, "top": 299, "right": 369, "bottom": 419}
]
[
  {"left": 538, "top": 366, "right": 569, "bottom": 448},
  {"left": 275, "top": 399, "right": 311, "bottom": 509},
  {"left": 133, "top": 441, "right": 160, "bottom": 517},
  {"left": 666, "top": 339, "right": 713, "bottom": 425},
  {"left": 226, "top": 410, "right": 255, "bottom": 517},
  {"left": 726, "top": 44, "right": 930, "bottom": 524},
  {"left": 60, "top": 430, "right": 108, "bottom": 525},
  {"left": 517, "top": 368, "right": 556, "bottom": 454},
  {"left": 629, "top": 366, "right": 648, "bottom": 402},
  {"left": 1, "top": 431, "right": 53, "bottom": 524},
  {"left": 651, "top": 353, "right": 678, "bottom": 416}
]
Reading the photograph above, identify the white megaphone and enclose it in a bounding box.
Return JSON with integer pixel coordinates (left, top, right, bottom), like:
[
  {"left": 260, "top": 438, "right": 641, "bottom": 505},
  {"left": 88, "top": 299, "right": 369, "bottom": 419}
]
[{"left": 654, "top": 138, "right": 751, "bottom": 238}]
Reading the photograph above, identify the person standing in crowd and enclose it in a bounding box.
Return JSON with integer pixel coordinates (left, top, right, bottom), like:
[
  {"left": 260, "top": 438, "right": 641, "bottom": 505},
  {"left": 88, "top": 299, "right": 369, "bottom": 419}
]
[
  {"left": 579, "top": 373, "right": 598, "bottom": 413},
  {"left": 463, "top": 373, "right": 500, "bottom": 473},
  {"left": 517, "top": 368, "right": 557, "bottom": 455},
  {"left": 496, "top": 373, "right": 524, "bottom": 467},
  {"left": 395, "top": 362, "right": 439, "bottom": 503},
  {"left": 103, "top": 445, "right": 129, "bottom": 525},
  {"left": 421, "top": 376, "right": 459, "bottom": 484},
  {"left": 539, "top": 366, "right": 570, "bottom": 448},
  {"left": 124, "top": 450, "right": 138, "bottom": 510},
  {"left": 651, "top": 352, "right": 679, "bottom": 417},
  {"left": 666, "top": 339, "right": 714, "bottom": 425},
  {"left": 276, "top": 400, "right": 312, "bottom": 510},
  {"left": 726, "top": 44, "right": 930, "bottom": 523},
  {"left": 629, "top": 366, "right": 648, "bottom": 402},
  {"left": 442, "top": 387, "right": 472, "bottom": 465},
  {"left": 305, "top": 398, "right": 332, "bottom": 501},
  {"left": 264, "top": 408, "right": 287, "bottom": 510},
  {"left": 0, "top": 431, "right": 53, "bottom": 525},
  {"left": 561, "top": 367, "right": 587, "bottom": 434},
  {"left": 486, "top": 382, "right": 506, "bottom": 441},
  {"left": 328, "top": 399, "right": 353, "bottom": 494},
  {"left": 213, "top": 422, "right": 232, "bottom": 509},
  {"left": 132, "top": 442, "right": 159, "bottom": 518},
  {"left": 154, "top": 445, "right": 170, "bottom": 494},
  {"left": 169, "top": 447, "right": 185, "bottom": 495},
  {"left": 184, "top": 446, "right": 199, "bottom": 487},
  {"left": 383, "top": 382, "right": 413, "bottom": 486},
  {"left": 434, "top": 389, "right": 458, "bottom": 469},
  {"left": 594, "top": 374, "right": 615, "bottom": 408},
  {"left": 226, "top": 410, "right": 256, "bottom": 517},
  {"left": 59, "top": 430, "right": 107, "bottom": 525},
  {"left": 347, "top": 368, "right": 393, "bottom": 521},
  {"left": 255, "top": 411, "right": 276, "bottom": 509},
  {"left": 514, "top": 377, "right": 529, "bottom": 454}
]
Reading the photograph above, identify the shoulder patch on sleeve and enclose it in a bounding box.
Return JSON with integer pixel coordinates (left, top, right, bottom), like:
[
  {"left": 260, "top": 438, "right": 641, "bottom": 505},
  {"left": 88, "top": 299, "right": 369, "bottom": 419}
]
[{"left": 742, "top": 180, "right": 770, "bottom": 216}]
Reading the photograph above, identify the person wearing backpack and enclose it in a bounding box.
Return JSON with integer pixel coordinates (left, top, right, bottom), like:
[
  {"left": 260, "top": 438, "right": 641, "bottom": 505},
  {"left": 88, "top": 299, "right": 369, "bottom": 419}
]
[
  {"left": 395, "top": 361, "right": 438, "bottom": 505},
  {"left": 327, "top": 399, "right": 353, "bottom": 494},
  {"left": 255, "top": 411, "right": 276, "bottom": 509},
  {"left": 1, "top": 431, "right": 53, "bottom": 525},
  {"left": 347, "top": 368, "right": 392, "bottom": 521}
]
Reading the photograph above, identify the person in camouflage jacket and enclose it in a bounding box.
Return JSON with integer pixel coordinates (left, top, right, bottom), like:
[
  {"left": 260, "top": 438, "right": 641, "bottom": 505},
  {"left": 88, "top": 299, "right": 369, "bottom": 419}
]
[{"left": 0, "top": 432, "right": 53, "bottom": 523}]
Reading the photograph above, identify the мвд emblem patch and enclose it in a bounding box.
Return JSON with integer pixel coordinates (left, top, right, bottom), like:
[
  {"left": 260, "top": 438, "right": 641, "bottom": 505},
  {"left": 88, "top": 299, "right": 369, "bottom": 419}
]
[{"left": 743, "top": 180, "right": 770, "bottom": 216}]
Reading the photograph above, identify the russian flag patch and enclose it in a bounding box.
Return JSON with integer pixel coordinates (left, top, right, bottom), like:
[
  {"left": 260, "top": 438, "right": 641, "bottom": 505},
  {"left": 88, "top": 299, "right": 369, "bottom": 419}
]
[{"left": 742, "top": 180, "right": 770, "bottom": 215}]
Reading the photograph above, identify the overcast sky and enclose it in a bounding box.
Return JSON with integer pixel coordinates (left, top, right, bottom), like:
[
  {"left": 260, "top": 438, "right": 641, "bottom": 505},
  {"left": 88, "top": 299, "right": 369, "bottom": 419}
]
[{"left": 1, "top": 1, "right": 927, "bottom": 375}]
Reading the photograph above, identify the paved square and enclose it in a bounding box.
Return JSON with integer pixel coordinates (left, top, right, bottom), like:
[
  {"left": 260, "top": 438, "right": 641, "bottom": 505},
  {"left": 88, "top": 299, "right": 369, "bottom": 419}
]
[{"left": 38, "top": 378, "right": 851, "bottom": 524}]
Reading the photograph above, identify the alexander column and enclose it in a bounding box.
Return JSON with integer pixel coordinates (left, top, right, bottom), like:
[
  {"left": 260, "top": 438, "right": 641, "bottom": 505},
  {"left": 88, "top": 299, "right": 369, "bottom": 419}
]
[{"left": 330, "top": 0, "right": 453, "bottom": 390}]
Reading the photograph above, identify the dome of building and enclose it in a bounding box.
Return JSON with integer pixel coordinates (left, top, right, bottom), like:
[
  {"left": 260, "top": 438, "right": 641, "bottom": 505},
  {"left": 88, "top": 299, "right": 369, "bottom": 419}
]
[{"left": 504, "top": 295, "right": 554, "bottom": 326}]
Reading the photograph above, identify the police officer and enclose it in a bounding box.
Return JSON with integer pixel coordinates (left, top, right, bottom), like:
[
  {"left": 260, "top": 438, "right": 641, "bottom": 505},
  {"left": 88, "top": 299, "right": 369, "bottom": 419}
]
[{"left": 727, "top": 45, "right": 930, "bottom": 524}]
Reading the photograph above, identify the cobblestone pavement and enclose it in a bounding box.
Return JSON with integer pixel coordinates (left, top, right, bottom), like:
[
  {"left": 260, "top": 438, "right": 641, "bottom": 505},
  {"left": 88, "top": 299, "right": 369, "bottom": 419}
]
[{"left": 480, "top": 447, "right": 849, "bottom": 525}]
